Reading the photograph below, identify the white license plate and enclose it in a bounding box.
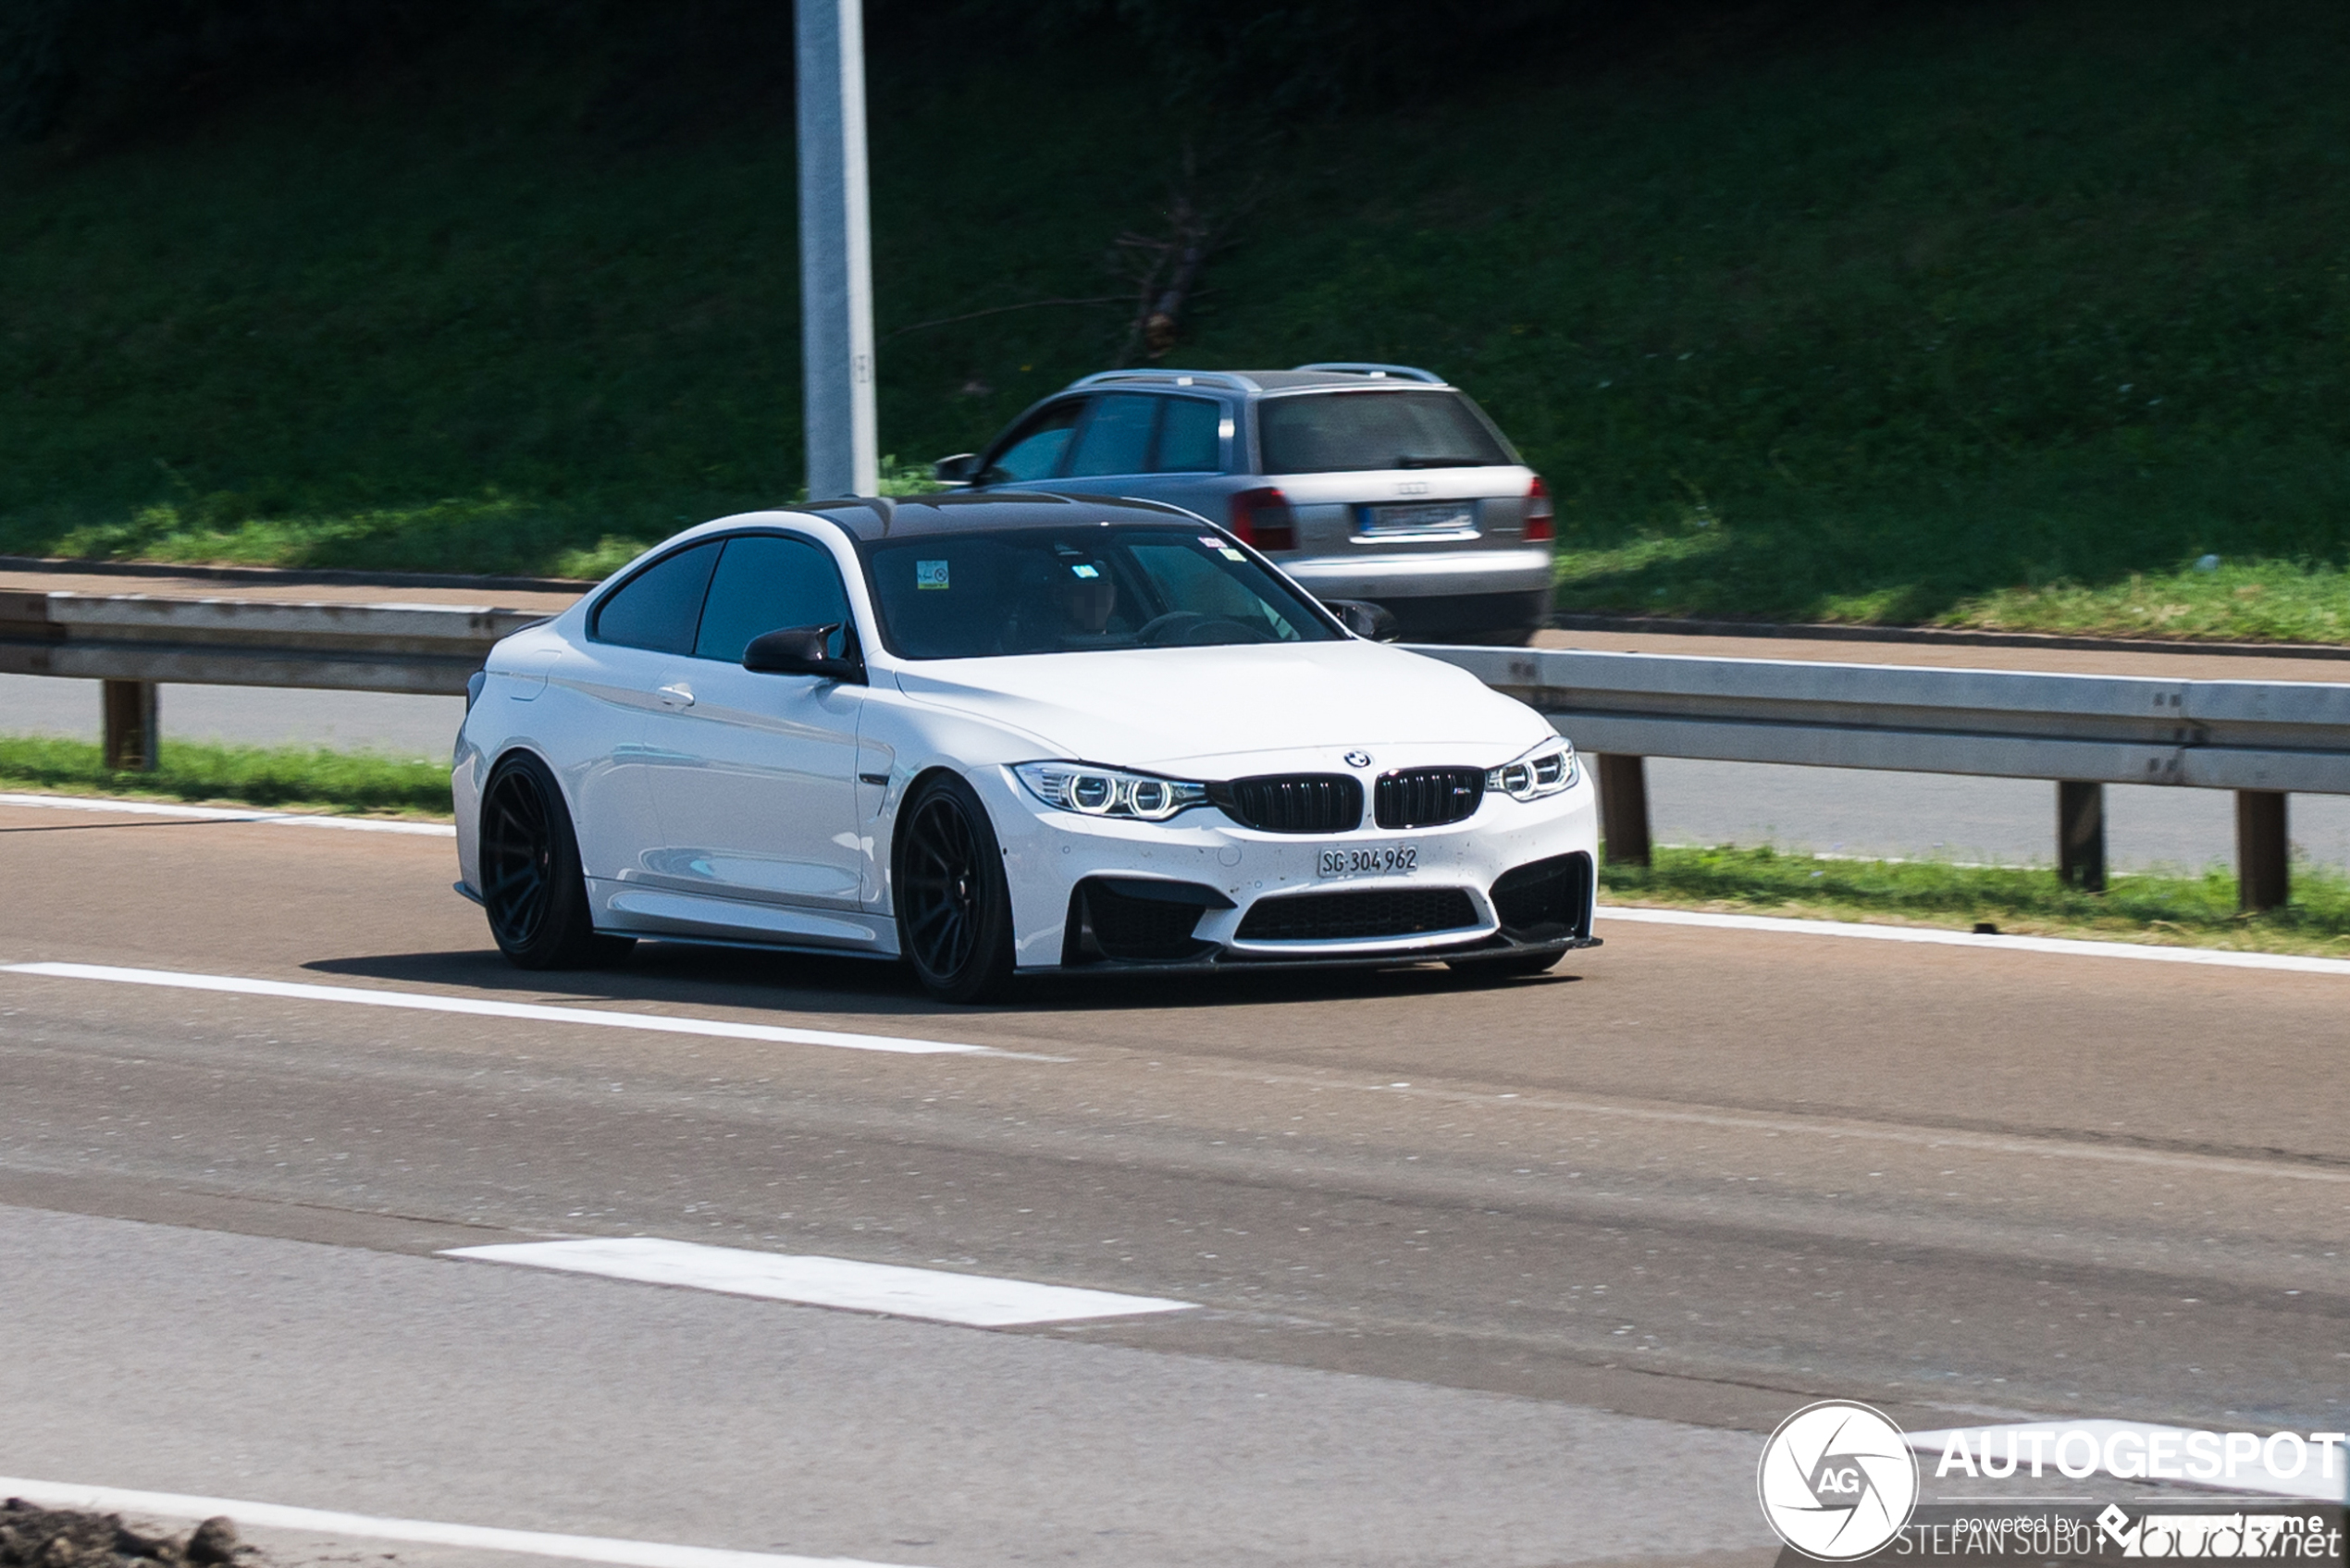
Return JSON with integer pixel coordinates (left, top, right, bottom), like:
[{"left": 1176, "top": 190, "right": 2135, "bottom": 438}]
[
  {"left": 1360, "top": 502, "right": 1475, "bottom": 534},
  {"left": 1317, "top": 845, "right": 1418, "bottom": 878}
]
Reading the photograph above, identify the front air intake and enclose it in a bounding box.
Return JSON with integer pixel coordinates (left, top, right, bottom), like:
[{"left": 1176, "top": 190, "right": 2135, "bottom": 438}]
[
  {"left": 1490, "top": 852, "right": 1594, "bottom": 941},
  {"left": 1235, "top": 886, "right": 1479, "bottom": 942},
  {"left": 1062, "top": 877, "right": 1230, "bottom": 965},
  {"left": 1210, "top": 774, "right": 1363, "bottom": 834},
  {"left": 1374, "top": 767, "right": 1484, "bottom": 829}
]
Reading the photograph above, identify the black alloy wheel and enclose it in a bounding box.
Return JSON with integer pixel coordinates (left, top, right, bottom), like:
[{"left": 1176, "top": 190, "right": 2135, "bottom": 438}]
[
  {"left": 478, "top": 754, "right": 633, "bottom": 970},
  {"left": 895, "top": 772, "right": 1016, "bottom": 1003}
]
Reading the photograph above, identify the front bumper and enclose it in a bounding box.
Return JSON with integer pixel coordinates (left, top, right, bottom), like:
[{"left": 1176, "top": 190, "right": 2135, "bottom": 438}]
[{"left": 978, "top": 761, "right": 1600, "bottom": 972}]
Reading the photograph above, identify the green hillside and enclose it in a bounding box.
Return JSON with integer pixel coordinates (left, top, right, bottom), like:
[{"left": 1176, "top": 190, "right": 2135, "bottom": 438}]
[{"left": 3, "top": 0, "right": 2347, "bottom": 640}]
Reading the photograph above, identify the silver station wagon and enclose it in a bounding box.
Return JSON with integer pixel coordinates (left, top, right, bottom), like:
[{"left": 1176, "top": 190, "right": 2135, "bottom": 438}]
[{"left": 934, "top": 363, "right": 1554, "bottom": 644}]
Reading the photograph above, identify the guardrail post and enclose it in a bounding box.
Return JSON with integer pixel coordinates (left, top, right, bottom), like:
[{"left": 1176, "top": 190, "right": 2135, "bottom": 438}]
[
  {"left": 1595, "top": 754, "right": 1651, "bottom": 867},
  {"left": 2057, "top": 781, "right": 2106, "bottom": 893},
  {"left": 101, "top": 679, "right": 158, "bottom": 772},
  {"left": 2235, "top": 790, "right": 2289, "bottom": 912}
]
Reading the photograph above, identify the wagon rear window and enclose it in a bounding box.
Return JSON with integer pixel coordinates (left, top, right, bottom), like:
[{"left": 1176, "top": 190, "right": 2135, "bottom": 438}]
[{"left": 1256, "top": 389, "right": 1513, "bottom": 475}]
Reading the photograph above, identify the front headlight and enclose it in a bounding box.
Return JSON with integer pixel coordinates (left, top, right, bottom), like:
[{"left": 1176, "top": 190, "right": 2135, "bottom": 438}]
[
  {"left": 1014, "top": 761, "right": 1210, "bottom": 821},
  {"left": 1487, "top": 738, "right": 1578, "bottom": 801}
]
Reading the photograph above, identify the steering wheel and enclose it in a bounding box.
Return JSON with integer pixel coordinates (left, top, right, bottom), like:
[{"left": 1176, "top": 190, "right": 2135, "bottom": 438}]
[
  {"left": 1137, "top": 611, "right": 1270, "bottom": 647},
  {"left": 1135, "top": 611, "right": 1208, "bottom": 646}
]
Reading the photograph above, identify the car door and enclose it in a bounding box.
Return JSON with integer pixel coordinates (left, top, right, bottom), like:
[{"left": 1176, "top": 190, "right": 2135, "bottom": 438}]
[
  {"left": 566, "top": 538, "right": 724, "bottom": 891},
  {"left": 1013, "top": 391, "right": 1230, "bottom": 513},
  {"left": 631, "top": 532, "right": 868, "bottom": 922},
  {"left": 1124, "top": 391, "right": 1231, "bottom": 515}
]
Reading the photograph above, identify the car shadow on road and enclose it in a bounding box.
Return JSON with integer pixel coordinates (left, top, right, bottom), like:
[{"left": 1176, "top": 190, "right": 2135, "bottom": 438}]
[{"left": 302, "top": 941, "right": 1587, "bottom": 1022}]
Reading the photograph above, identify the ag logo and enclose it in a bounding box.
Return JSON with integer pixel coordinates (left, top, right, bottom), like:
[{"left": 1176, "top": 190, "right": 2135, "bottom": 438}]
[{"left": 1757, "top": 1401, "right": 1919, "bottom": 1561}]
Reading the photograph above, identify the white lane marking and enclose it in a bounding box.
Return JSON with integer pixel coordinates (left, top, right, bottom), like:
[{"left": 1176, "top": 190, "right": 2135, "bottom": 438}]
[
  {"left": 0, "top": 791, "right": 454, "bottom": 837},
  {"left": 0, "top": 963, "right": 1022, "bottom": 1058},
  {"left": 1905, "top": 1422, "right": 2349, "bottom": 1504},
  {"left": 0, "top": 1476, "right": 924, "bottom": 1568},
  {"left": 444, "top": 1237, "right": 1195, "bottom": 1327},
  {"left": 1597, "top": 904, "right": 2350, "bottom": 977}
]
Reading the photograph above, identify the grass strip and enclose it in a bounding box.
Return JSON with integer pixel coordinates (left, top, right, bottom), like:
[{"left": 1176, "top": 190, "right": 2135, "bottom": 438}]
[
  {"left": 0, "top": 735, "right": 452, "bottom": 818},
  {"left": 1602, "top": 844, "right": 2350, "bottom": 959}
]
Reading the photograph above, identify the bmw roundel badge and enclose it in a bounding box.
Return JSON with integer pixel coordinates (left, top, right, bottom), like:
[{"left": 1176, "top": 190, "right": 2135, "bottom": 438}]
[{"left": 1343, "top": 750, "right": 1373, "bottom": 768}]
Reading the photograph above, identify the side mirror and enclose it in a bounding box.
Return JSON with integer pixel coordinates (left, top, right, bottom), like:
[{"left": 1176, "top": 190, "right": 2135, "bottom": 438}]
[
  {"left": 1324, "top": 598, "right": 1399, "bottom": 642},
  {"left": 933, "top": 452, "right": 979, "bottom": 485},
  {"left": 743, "top": 622, "right": 866, "bottom": 684}
]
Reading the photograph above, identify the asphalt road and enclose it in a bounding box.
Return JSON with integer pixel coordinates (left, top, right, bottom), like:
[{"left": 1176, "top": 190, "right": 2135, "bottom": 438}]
[
  {"left": 1, "top": 798, "right": 2343, "bottom": 1564},
  {"left": 9, "top": 669, "right": 2348, "bottom": 872}
]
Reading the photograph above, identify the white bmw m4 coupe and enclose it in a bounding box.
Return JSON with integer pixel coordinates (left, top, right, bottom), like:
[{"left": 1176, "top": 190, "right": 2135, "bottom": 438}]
[{"left": 452, "top": 493, "right": 1599, "bottom": 1001}]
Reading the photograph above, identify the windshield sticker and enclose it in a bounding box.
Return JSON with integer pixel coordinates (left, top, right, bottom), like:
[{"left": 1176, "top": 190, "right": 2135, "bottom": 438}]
[
  {"left": 915, "top": 560, "right": 950, "bottom": 590},
  {"left": 1070, "top": 563, "right": 1100, "bottom": 578},
  {"left": 1196, "top": 536, "right": 1223, "bottom": 549},
  {"left": 1218, "top": 547, "right": 1247, "bottom": 561}
]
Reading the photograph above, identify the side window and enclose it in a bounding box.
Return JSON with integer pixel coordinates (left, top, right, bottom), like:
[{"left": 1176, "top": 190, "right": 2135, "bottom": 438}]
[
  {"left": 693, "top": 535, "right": 853, "bottom": 662},
  {"left": 983, "top": 400, "right": 1085, "bottom": 485},
  {"left": 1063, "top": 392, "right": 1158, "bottom": 477},
  {"left": 590, "top": 541, "right": 721, "bottom": 654},
  {"left": 1154, "top": 396, "right": 1222, "bottom": 472}
]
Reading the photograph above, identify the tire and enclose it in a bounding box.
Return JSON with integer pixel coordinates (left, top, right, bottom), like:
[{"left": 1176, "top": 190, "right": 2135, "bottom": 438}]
[
  {"left": 894, "top": 772, "right": 1017, "bottom": 1003},
  {"left": 478, "top": 753, "right": 635, "bottom": 970},
  {"left": 1445, "top": 949, "right": 1564, "bottom": 980}
]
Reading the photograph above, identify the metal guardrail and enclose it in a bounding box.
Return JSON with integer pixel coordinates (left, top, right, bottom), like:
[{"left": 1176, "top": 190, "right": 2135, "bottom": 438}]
[
  {"left": 0, "top": 590, "right": 541, "bottom": 771},
  {"left": 1421, "top": 646, "right": 2350, "bottom": 796},
  {"left": 4, "top": 590, "right": 2345, "bottom": 908},
  {"left": 1420, "top": 645, "right": 2350, "bottom": 909},
  {"left": 0, "top": 591, "right": 540, "bottom": 695}
]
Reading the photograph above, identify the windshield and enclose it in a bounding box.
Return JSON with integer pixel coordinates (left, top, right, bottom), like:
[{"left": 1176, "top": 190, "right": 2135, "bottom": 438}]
[
  {"left": 864, "top": 525, "right": 1343, "bottom": 660},
  {"left": 1257, "top": 389, "right": 1514, "bottom": 474}
]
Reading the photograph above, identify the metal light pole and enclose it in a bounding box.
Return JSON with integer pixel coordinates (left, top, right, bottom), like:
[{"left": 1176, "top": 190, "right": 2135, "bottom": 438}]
[{"left": 796, "top": 0, "right": 879, "bottom": 499}]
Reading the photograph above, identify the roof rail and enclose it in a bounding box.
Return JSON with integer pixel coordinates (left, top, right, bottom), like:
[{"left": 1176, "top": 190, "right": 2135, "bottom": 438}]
[
  {"left": 1292, "top": 362, "right": 1445, "bottom": 384},
  {"left": 1070, "top": 369, "right": 1261, "bottom": 393}
]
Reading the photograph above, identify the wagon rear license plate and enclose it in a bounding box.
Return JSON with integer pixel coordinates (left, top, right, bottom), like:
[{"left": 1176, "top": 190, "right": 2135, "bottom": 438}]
[
  {"left": 1317, "top": 845, "right": 1418, "bottom": 878},
  {"left": 1359, "top": 502, "right": 1475, "bottom": 534}
]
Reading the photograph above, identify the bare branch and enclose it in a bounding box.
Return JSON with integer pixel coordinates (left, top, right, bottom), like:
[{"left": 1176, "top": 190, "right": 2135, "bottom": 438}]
[{"left": 884, "top": 295, "right": 1127, "bottom": 340}]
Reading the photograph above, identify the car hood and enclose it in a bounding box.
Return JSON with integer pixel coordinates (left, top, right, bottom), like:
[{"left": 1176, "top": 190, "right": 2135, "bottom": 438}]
[{"left": 888, "top": 641, "right": 1552, "bottom": 772}]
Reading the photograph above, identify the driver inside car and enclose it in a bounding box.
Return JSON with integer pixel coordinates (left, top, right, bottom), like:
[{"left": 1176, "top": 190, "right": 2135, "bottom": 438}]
[
  {"left": 1003, "top": 555, "right": 1123, "bottom": 651},
  {"left": 1058, "top": 568, "right": 1119, "bottom": 636}
]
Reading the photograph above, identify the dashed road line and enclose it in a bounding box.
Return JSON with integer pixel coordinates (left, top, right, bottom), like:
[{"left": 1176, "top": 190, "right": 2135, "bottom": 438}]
[
  {"left": 444, "top": 1237, "right": 1195, "bottom": 1327},
  {"left": 1598, "top": 905, "right": 2350, "bottom": 977},
  {"left": 0, "top": 1476, "right": 925, "bottom": 1568},
  {"left": 0, "top": 962, "right": 1033, "bottom": 1058}
]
